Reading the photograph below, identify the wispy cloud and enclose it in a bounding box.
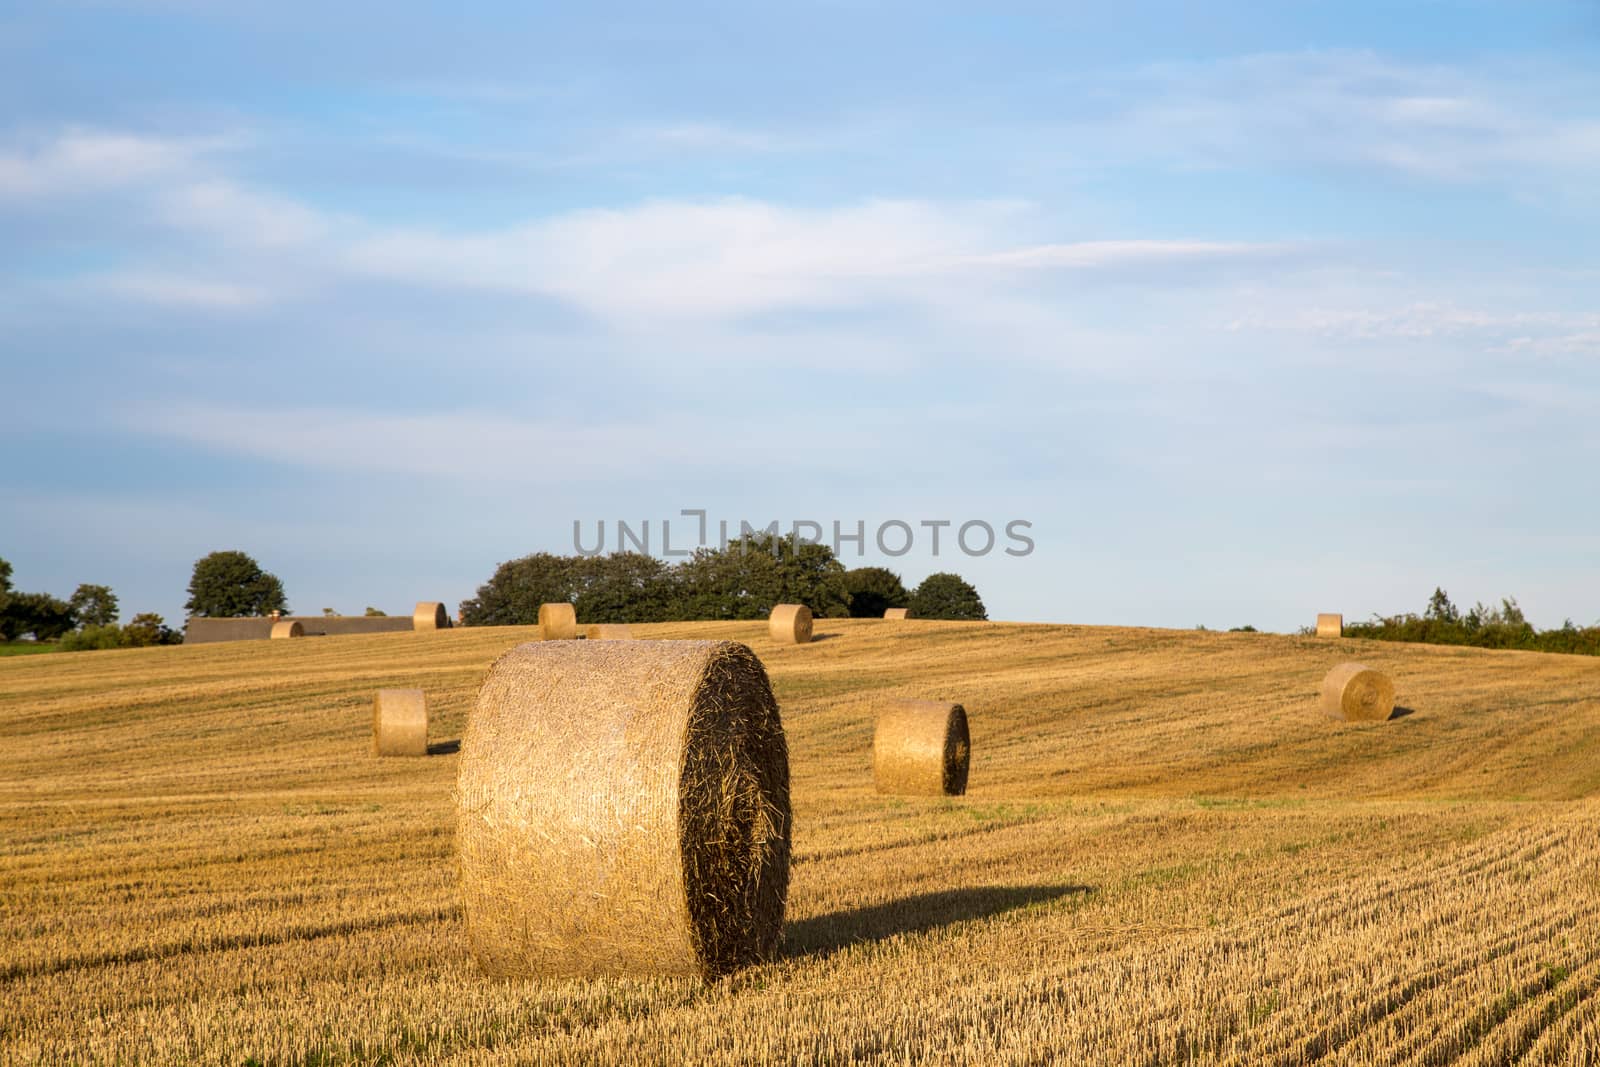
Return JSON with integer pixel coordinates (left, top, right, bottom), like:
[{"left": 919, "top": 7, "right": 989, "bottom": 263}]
[
  {"left": 92, "top": 271, "right": 272, "bottom": 309},
  {"left": 1076, "top": 50, "right": 1600, "bottom": 188},
  {"left": 127, "top": 403, "right": 999, "bottom": 485},
  {"left": 0, "top": 129, "right": 220, "bottom": 197}
]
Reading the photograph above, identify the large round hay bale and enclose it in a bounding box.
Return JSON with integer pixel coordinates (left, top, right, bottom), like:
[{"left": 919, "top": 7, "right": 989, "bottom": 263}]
[
  {"left": 874, "top": 699, "right": 970, "bottom": 796},
  {"left": 373, "top": 688, "right": 429, "bottom": 757},
  {"left": 270, "top": 620, "right": 303, "bottom": 640},
  {"left": 538, "top": 601, "right": 578, "bottom": 640},
  {"left": 585, "top": 623, "right": 634, "bottom": 640},
  {"left": 768, "top": 603, "right": 813, "bottom": 644},
  {"left": 456, "top": 640, "right": 790, "bottom": 979},
  {"left": 883, "top": 607, "right": 911, "bottom": 620},
  {"left": 1316, "top": 613, "right": 1344, "bottom": 638},
  {"left": 1320, "top": 663, "right": 1395, "bottom": 722},
  {"left": 413, "top": 601, "right": 449, "bottom": 631}
]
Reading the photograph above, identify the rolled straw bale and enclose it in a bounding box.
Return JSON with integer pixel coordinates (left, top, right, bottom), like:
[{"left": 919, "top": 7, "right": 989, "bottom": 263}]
[
  {"left": 585, "top": 623, "right": 634, "bottom": 640},
  {"left": 1320, "top": 663, "right": 1395, "bottom": 722},
  {"left": 270, "top": 620, "right": 304, "bottom": 640},
  {"left": 456, "top": 640, "right": 790, "bottom": 979},
  {"left": 874, "top": 699, "right": 970, "bottom": 796},
  {"left": 538, "top": 601, "right": 579, "bottom": 640},
  {"left": 1316, "top": 613, "right": 1344, "bottom": 638},
  {"left": 883, "top": 607, "right": 911, "bottom": 620},
  {"left": 768, "top": 603, "right": 813, "bottom": 644},
  {"left": 373, "top": 688, "right": 429, "bottom": 757},
  {"left": 413, "top": 601, "right": 449, "bottom": 631}
]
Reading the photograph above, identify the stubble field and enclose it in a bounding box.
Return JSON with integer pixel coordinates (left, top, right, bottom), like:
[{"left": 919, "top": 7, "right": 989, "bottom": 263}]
[{"left": 3, "top": 619, "right": 1599, "bottom": 1065}]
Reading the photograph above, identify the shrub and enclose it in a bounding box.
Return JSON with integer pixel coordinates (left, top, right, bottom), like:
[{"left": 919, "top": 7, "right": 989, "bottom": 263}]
[
  {"left": 844, "top": 567, "right": 910, "bottom": 618},
  {"left": 910, "top": 573, "right": 988, "bottom": 621}
]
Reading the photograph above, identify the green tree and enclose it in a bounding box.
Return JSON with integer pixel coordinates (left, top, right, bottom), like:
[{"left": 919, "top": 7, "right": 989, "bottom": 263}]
[
  {"left": 843, "top": 566, "right": 910, "bottom": 618},
  {"left": 459, "top": 553, "right": 579, "bottom": 626},
  {"left": 0, "top": 556, "right": 12, "bottom": 594},
  {"left": 676, "top": 534, "right": 851, "bottom": 620},
  {"left": 910, "top": 572, "right": 988, "bottom": 620},
  {"left": 69, "top": 584, "right": 119, "bottom": 628},
  {"left": 363, "top": 606, "right": 387, "bottom": 617},
  {"left": 124, "top": 612, "right": 179, "bottom": 646},
  {"left": 573, "top": 553, "right": 680, "bottom": 623},
  {"left": 1425, "top": 587, "right": 1459, "bottom": 623},
  {"left": 0, "top": 592, "right": 76, "bottom": 640},
  {"left": 184, "top": 551, "right": 289, "bottom": 618}
]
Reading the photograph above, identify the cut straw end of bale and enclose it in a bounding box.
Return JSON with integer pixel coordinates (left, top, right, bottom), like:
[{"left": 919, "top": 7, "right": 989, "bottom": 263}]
[
  {"left": 585, "top": 623, "right": 634, "bottom": 640},
  {"left": 1320, "top": 663, "right": 1395, "bottom": 722},
  {"left": 373, "top": 688, "right": 429, "bottom": 756},
  {"left": 768, "top": 604, "right": 813, "bottom": 644},
  {"left": 874, "top": 699, "right": 971, "bottom": 796},
  {"left": 1316, "top": 613, "right": 1344, "bottom": 638},
  {"left": 538, "top": 602, "right": 579, "bottom": 640},
  {"left": 413, "top": 601, "right": 449, "bottom": 631},
  {"left": 270, "top": 620, "right": 304, "bottom": 640},
  {"left": 882, "top": 607, "right": 911, "bottom": 620},
  {"left": 455, "top": 640, "right": 790, "bottom": 979}
]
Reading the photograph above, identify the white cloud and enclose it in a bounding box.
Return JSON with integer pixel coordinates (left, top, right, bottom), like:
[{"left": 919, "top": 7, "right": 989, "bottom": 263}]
[
  {"left": 1224, "top": 301, "right": 1600, "bottom": 353},
  {"left": 158, "top": 180, "right": 329, "bottom": 247},
  {"left": 93, "top": 271, "right": 272, "bottom": 309},
  {"left": 128, "top": 402, "right": 1013, "bottom": 486},
  {"left": 0, "top": 130, "right": 198, "bottom": 197},
  {"left": 1082, "top": 50, "right": 1600, "bottom": 186},
  {"left": 345, "top": 199, "right": 1287, "bottom": 321}
]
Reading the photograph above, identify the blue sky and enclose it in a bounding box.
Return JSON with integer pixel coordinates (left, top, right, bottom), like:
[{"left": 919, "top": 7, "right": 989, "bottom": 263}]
[{"left": 3, "top": 1, "right": 1599, "bottom": 630}]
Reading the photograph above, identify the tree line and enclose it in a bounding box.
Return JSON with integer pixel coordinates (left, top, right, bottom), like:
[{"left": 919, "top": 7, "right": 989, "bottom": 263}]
[
  {"left": 460, "top": 535, "right": 987, "bottom": 625},
  {"left": 2, "top": 541, "right": 985, "bottom": 651},
  {"left": 0, "top": 555, "right": 179, "bottom": 649},
  {"left": 1342, "top": 587, "right": 1600, "bottom": 656}
]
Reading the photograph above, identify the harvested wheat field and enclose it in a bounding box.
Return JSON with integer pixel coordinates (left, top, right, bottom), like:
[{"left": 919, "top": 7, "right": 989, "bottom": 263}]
[{"left": 4, "top": 620, "right": 1600, "bottom": 1065}]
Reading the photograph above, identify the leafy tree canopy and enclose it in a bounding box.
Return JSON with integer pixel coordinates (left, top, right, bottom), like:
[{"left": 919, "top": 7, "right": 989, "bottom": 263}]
[
  {"left": 910, "top": 572, "right": 988, "bottom": 621},
  {"left": 843, "top": 566, "right": 910, "bottom": 618},
  {"left": 184, "top": 551, "right": 289, "bottom": 618},
  {"left": 69, "top": 584, "right": 119, "bottom": 628}
]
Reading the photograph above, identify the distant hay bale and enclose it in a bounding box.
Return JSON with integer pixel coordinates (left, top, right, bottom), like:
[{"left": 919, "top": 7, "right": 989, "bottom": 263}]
[
  {"left": 456, "top": 640, "right": 790, "bottom": 979},
  {"left": 1320, "top": 663, "right": 1395, "bottom": 722},
  {"left": 1316, "top": 613, "right": 1344, "bottom": 638},
  {"left": 883, "top": 607, "right": 911, "bottom": 620},
  {"left": 538, "top": 602, "right": 578, "bottom": 640},
  {"left": 874, "top": 699, "right": 971, "bottom": 796},
  {"left": 270, "top": 620, "right": 303, "bottom": 640},
  {"left": 413, "top": 602, "right": 449, "bottom": 631},
  {"left": 373, "top": 688, "right": 429, "bottom": 757},
  {"left": 768, "top": 604, "right": 813, "bottom": 644},
  {"left": 585, "top": 624, "right": 634, "bottom": 640}
]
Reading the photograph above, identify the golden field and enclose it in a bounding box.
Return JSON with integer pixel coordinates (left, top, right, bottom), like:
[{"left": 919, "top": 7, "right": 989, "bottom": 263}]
[{"left": 3, "top": 619, "right": 1599, "bottom": 1065}]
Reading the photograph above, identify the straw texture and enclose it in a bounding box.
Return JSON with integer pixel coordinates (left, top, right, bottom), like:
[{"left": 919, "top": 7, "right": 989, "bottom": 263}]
[
  {"left": 455, "top": 640, "right": 791, "bottom": 979},
  {"left": 269, "top": 620, "right": 303, "bottom": 640},
  {"left": 585, "top": 624, "right": 634, "bottom": 640},
  {"left": 413, "top": 602, "right": 449, "bottom": 631},
  {"left": 538, "top": 602, "right": 579, "bottom": 640},
  {"left": 874, "top": 699, "right": 971, "bottom": 796},
  {"left": 1316, "top": 613, "right": 1344, "bottom": 638},
  {"left": 883, "top": 608, "right": 911, "bottom": 620},
  {"left": 1320, "top": 663, "right": 1395, "bottom": 722},
  {"left": 373, "top": 688, "right": 429, "bottom": 757},
  {"left": 768, "top": 604, "right": 813, "bottom": 644}
]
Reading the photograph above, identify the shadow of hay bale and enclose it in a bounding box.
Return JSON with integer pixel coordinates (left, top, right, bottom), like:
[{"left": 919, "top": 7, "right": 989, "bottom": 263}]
[
  {"left": 1390, "top": 706, "right": 1417, "bottom": 720},
  {"left": 427, "top": 739, "right": 462, "bottom": 755},
  {"left": 785, "top": 884, "right": 1090, "bottom": 958}
]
